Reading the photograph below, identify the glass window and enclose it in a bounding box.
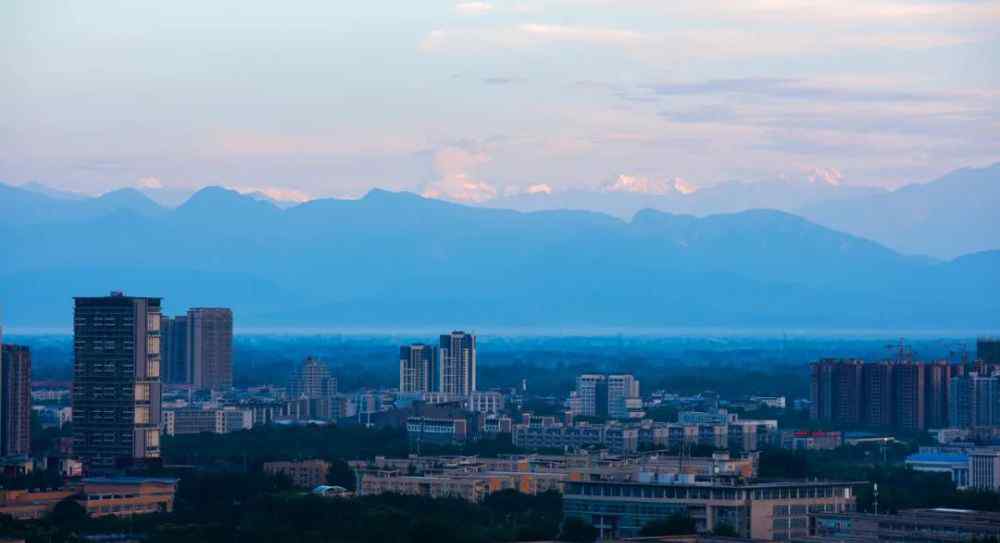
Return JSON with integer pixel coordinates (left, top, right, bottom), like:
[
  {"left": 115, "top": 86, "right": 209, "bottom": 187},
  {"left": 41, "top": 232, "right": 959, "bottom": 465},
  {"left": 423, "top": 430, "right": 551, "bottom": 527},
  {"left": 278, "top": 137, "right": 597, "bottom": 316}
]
[
  {"left": 147, "top": 336, "right": 160, "bottom": 356},
  {"left": 135, "top": 406, "right": 150, "bottom": 424},
  {"left": 147, "top": 313, "right": 160, "bottom": 332},
  {"left": 147, "top": 358, "right": 160, "bottom": 378},
  {"left": 135, "top": 383, "right": 150, "bottom": 401}
]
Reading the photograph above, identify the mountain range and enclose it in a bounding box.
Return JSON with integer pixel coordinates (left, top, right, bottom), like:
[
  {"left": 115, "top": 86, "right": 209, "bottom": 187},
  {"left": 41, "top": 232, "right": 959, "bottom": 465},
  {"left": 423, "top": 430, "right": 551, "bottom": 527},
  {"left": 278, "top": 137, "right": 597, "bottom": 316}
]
[
  {"left": 483, "top": 163, "right": 1000, "bottom": 259},
  {"left": 0, "top": 172, "right": 997, "bottom": 330}
]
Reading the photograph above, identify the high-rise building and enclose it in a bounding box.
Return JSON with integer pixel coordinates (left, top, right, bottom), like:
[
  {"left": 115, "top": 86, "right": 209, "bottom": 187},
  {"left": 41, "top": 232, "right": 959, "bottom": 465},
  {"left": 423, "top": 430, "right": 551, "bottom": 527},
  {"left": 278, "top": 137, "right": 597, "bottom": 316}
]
[
  {"left": 979, "top": 338, "right": 1000, "bottom": 365},
  {"left": 187, "top": 308, "right": 233, "bottom": 390},
  {"left": 571, "top": 374, "right": 608, "bottom": 418},
  {"left": 862, "top": 362, "right": 894, "bottom": 427},
  {"left": 289, "top": 356, "right": 337, "bottom": 399},
  {"left": 438, "top": 331, "right": 476, "bottom": 396},
  {"left": 893, "top": 363, "right": 926, "bottom": 431},
  {"left": 810, "top": 359, "right": 863, "bottom": 425},
  {"left": 607, "top": 374, "right": 640, "bottom": 419},
  {"left": 400, "top": 344, "right": 435, "bottom": 393},
  {"left": 1, "top": 344, "right": 32, "bottom": 457},
  {"left": 160, "top": 315, "right": 188, "bottom": 385},
  {"left": 73, "top": 292, "right": 162, "bottom": 472},
  {"left": 925, "top": 361, "right": 952, "bottom": 429}
]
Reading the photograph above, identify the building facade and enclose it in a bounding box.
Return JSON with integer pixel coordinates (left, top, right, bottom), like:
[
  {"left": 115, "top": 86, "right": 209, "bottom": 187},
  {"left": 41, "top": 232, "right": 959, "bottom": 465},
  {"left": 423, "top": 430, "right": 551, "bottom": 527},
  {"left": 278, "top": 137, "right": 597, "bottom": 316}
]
[
  {"left": 263, "top": 459, "right": 331, "bottom": 488},
  {"left": 400, "top": 343, "right": 434, "bottom": 393},
  {"left": 1, "top": 344, "right": 31, "bottom": 457},
  {"left": 288, "top": 356, "right": 338, "bottom": 399},
  {"left": 73, "top": 293, "right": 162, "bottom": 473},
  {"left": 563, "top": 478, "right": 858, "bottom": 540},
  {"left": 160, "top": 315, "right": 188, "bottom": 385},
  {"left": 187, "top": 308, "right": 233, "bottom": 390},
  {"left": 438, "top": 331, "right": 476, "bottom": 396}
]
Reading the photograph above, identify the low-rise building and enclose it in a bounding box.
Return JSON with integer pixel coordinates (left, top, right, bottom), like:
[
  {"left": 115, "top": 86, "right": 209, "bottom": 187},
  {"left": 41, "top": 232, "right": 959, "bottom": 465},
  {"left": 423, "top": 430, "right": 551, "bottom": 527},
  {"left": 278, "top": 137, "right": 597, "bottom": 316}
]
[
  {"left": 807, "top": 508, "right": 1000, "bottom": 541},
  {"left": 407, "top": 416, "right": 469, "bottom": 446},
  {"left": 781, "top": 431, "right": 843, "bottom": 451},
  {"left": 563, "top": 478, "right": 859, "bottom": 540},
  {"left": 0, "top": 477, "right": 177, "bottom": 520},
  {"left": 970, "top": 448, "right": 1000, "bottom": 491},
  {"left": 905, "top": 451, "right": 970, "bottom": 488},
  {"left": 263, "top": 459, "right": 331, "bottom": 488}
]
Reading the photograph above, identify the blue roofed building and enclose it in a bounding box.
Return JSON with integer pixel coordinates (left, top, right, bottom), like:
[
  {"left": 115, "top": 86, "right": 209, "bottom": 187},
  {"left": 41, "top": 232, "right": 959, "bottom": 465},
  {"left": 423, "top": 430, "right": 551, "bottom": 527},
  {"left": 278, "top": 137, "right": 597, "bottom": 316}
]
[{"left": 905, "top": 451, "right": 969, "bottom": 488}]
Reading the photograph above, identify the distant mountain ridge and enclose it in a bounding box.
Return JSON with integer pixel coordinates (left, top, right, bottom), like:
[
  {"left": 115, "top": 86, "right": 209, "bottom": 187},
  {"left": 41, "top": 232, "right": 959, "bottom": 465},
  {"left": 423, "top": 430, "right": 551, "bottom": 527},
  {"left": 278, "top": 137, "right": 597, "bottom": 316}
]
[
  {"left": 0, "top": 181, "right": 996, "bottom": 329},
  {"left": 480, "top": 163, "right": 1000, "bottom": 258}
]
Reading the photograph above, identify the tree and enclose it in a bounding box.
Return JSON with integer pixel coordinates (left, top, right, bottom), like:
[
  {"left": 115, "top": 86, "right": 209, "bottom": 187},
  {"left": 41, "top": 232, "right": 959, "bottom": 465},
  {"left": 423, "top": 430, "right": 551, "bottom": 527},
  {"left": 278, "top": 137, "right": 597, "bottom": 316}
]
[
  {"left": 49, "top": 498, "right": 88, "bottom": 529},
  {"left": 326, "top": 459, "right": 356, "bottom": 491},
  {"left": 640, "top": 512, "right": 696, "bottom": 536},
  {"left": 559, "top": 517, "right": 599, "bottom": 542}
]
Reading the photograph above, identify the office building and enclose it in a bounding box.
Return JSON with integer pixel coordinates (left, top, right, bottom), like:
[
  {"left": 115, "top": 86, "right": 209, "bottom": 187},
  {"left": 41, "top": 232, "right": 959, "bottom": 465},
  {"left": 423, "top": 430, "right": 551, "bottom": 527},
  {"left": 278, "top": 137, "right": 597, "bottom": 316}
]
[
  {"left": 160, "top": 315, "right": 188, "bottom": 385},
  {"left": 438, "top": 331, "right": 476, "bottom": 396},
  {"left": 400, "top": 343, "right": 435, "bottom": 393},
  {"left": 1, "top": 344, "right": 31, "bottom": 457},
  {"left": 970, "top": 449, "right": 1000, "bottom": 491},
  {"left": 187, "top": 308, "right": 233, "bottom": 390},
  {"left": 979, "top": 338, "right": 1000, "bottom": 365},
  {"left": 949, "top": 373, "right": 1000, "bottom": 429},
  {"left": 288, "top": 356, "right": 337, "bottom": 399},
  {"left": 562, "top": 477, "right": 858, "bottom": 540},
  {"left": 73, "top": 292, "right": 162, "bottom": 472}
]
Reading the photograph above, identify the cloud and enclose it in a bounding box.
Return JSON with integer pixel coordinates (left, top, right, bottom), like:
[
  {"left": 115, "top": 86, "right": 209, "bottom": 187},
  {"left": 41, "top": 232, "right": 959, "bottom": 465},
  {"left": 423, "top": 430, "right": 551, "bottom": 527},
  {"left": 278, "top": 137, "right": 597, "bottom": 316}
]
[
  {"left": 527, "top": 183, "right": 553, "bottom": 194},
  {"left": 603, "top": 174, "right": 673, "bottom": 195},
  {"left": 673, "top": 178, "right": 698, "bottom": 194},
  {"left": 136, "top": 176, "right": 163, "bottom": 189},
  {"left": 455, "top": 2, "right": 493, "bottom": 15},
  {"left": 422, "top": 147, "right": 497, "bottom": 203},
  {"left": 806, "top": 167, "right": 843, "bottom": 186},
  {"left": 421, "top": 23, "right": 649, "bottom": 52}
]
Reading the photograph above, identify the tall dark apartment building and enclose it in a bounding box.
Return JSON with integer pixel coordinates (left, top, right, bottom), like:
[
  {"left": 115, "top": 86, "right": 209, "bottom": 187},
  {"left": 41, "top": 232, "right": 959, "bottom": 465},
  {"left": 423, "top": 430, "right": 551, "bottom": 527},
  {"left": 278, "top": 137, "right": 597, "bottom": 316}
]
[
  {"left": 438, "top": 331, "right": 476, "bottom": 396},
  {"left": 73, "top": 292, "right": 162, "bottom": 472},
  {"left": 810, "top": 359, "right": 863, "bottom": 425},
  {"left": 924, "top": 361, "right": 952, "bottom": 429},
  {"left": 188, "top": 308, "right": 233, "bottom": 390},
  {"left": 400, "top": 344, "right": 435, "bottom": 393},
  {"left": 862, "top": 362, "right": 894, "bottom": 427},
  {"left": 893, "top": 363, "right": 925, "bottom": 431},
  {"left": 979, "top": 338, "right": 1000, "bottom": 365},
  {"left": 160, "top": 315, "right": 188, "bottom": 384},
  {"left": 1, "top": 344, "right": 32, "bottom": 457}
]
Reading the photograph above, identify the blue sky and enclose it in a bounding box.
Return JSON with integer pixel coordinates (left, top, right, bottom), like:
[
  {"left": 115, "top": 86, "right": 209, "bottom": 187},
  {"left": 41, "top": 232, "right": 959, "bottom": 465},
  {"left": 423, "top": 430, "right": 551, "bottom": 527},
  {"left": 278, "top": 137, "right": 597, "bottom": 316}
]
[{"left": 2, "top": 0, "right": 998, "bottom": 202}]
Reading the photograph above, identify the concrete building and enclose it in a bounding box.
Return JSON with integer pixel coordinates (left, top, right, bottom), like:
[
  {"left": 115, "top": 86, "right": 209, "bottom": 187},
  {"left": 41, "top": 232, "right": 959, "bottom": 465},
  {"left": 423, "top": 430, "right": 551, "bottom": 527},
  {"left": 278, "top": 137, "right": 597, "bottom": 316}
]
[
  {"left": 970, "top": 449, "right": 1000, "bottom": 491},
  {"left": 810, "top": 359, "right": 864, "bottom": 426},
  {"left": 400, "top": 343, "right": 434, "bottom": 393},
  {"left": 808, "top": 508, "right": 1000, "bottom": 542},
  {"left": 467, "top": 390, "right": 505, "bottom": 414},
  {"left": 164, "top": 407, "right": 252, "bottom": 436},
  {"left": 905, "top": 451, "right": 969, "bottom": 488},
  {"left": 359, "top": 471, "right": 564, "bottom": 502},
  {"left": 0, "top": 477, "right": 177, "bottom": 520},
  {"left": 407, "top": 416, "right": 469, "bottom": 446},
  {"left": 563, "top": 477, "right": 858, "bottom": 540},
  {"left": 438, "top": 331, "right": 476, "bottom": 396},
  {"left": 288, "top": 356, "right": 338, "bottom": 399},
  {"left": 1, "top": 344, "right": 31, "bottom": 457},
  {"left": 73, "top": 292, "right": 162, "bottom": 473},
  {"left": 780, "top": 431, "right": 843, "bottom": 451},
  {"left": 187, "top": 308, "right": 233, "bottom": 391},
  {"left": 263, "top": 459, "right": 331, "bottom": 488}
]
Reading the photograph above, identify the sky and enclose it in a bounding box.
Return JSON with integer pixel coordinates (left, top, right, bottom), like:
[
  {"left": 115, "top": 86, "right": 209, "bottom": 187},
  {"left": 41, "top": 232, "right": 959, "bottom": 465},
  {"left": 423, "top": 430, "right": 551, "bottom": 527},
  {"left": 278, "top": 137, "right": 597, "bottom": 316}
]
[{"left": 2, "top": 0, "right": 998, "bottom": 203}]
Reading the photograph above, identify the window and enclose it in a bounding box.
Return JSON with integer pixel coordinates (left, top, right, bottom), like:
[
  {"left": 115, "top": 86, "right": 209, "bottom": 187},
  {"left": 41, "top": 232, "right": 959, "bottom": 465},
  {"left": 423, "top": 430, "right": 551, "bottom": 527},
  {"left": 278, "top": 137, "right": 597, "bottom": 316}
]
[
  {"left": 147, "top": 313, "right": 160, "bottom": 332},
  {"left": 147, "top": 336, "right": 160, "bottom": 356},
  {"left": 135, "top": 406, "right": 150, "bottom": 424},
  {"left": 147, "top": 358, "right": 160, "bottom": 378},
  {"left": 135, "top": 383, "right": 150, "bottom": 401}
]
